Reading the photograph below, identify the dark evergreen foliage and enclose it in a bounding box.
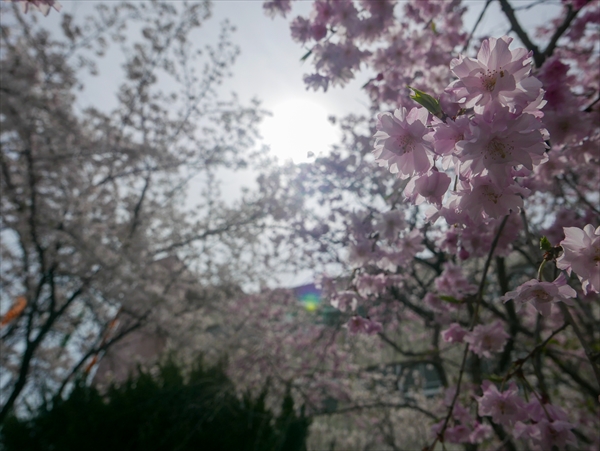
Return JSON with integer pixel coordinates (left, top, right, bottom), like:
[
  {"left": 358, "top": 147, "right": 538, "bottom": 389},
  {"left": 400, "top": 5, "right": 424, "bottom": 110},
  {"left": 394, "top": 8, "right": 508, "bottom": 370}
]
[{"left": 0, "top": 358, "right": 310, "bottom": 451}]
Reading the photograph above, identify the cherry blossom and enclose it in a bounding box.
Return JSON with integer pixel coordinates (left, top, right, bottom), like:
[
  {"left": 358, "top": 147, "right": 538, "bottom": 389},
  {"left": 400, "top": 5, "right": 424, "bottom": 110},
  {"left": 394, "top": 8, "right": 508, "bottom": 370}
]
[
  {"left": 441, "top": 323, "right": 467, "bottom": 343},
  {"left": 373, "top": 107, "right": 433, "bottom": 179},
  {"left": 457, "top": 103, "right": 548, "bottom": 184},
  {"left": 477, "top": 380, "right": 527, "bottom": 426},
  {"left": 8, "top": 0, "right": 61, "bottom": 15},
  {"left": 501, "top": 274, "right": 577, "bottom": 316},
  {"left": 465, "top": 321, "right": 509, "bottom": 358},
  {"left": 556, "top": 224, "right": 600, "bottom": 293},
  {"left": 435, "top": 262, "right": 477, "bottom": 300},
  {"left": 447, "top": 36, "right": 541, "bottom": 112},
  {"left": 346, "top": 316, "right": 382, "bottom": 335},
  {"left": 374, "top": 210, "right": 406, "bottom": 242},
  {"left": 403, "top": 170, "right": 451, "bottom": 208},
  {"left": 457, "top": 178, "right": 527, "bottom": 221}
]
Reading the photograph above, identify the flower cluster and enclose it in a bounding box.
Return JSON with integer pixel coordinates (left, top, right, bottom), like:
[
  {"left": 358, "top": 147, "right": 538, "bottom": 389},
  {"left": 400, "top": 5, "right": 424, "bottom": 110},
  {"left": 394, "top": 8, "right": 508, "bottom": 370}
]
[
  {"left": 375, "top": 37, "right": 547, "bottom": 227},
  {"left": 7, "top": 0, "right": 61, "bottom": 16},
  {"left": 478, "top": 382, "right": 577, "bottom": 451}
]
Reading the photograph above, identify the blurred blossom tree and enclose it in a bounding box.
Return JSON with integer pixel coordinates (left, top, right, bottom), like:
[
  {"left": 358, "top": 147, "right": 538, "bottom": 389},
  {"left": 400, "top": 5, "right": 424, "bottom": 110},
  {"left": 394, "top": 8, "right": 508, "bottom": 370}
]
[
  {"left": 253, "top": 0, "right": 600, "bottom": 449},
  {"left": 0, "top": 0, "right": 291, "bottom": 423}
]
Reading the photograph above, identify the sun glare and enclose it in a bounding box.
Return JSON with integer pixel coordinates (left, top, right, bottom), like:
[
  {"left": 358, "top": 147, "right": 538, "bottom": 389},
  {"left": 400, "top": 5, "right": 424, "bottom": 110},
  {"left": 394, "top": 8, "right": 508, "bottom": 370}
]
[{"left": 260, "top": 98, "right": 339, "bottom": 164}]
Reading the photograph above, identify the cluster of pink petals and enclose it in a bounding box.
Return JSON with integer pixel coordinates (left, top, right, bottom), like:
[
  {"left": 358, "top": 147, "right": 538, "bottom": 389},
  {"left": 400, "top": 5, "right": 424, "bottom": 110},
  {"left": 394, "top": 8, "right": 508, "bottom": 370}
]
[
  {"left": 431, "top": 402, "right": 492, "bottom": 445},
  {"left": 8, "top": 0, "right": 61, "bottom": 16},
  {"left": 464, "top": 320, "right": 509, "bottom": 358},
  {"left": 371, "top": 36, "right": 549, "bottom": 227},
  {"left": 456, "top": 177, "right": 528, "bottom": 220},
  {"left": 513, "top": 401, "right": 578, "bottom": 450},
  {"left": 330, "top": 290, "right": 358, "bottom": 312},
  {"left": 354, "top": 273, "right": 387, "bottom": 298},
  {"left": 478, "top": 381, "right": 578, "bottom": 450},
  {"left": 457, "top": 103, "right": 548, "bottom": 184},
  {"left": 403, "top": 169, "right": 451, "bottom": 207},
  {"left": 263, "top": 0, "right": 292, "bottom": 18},
  {"left": 434, "top": 262, "right": 477, "bottom": 299},
  {"left": 477, "top": 380, "right": 527, "bottom": 426},
  {"left": 501, "top": 273, "right": 577, "bottom": 316},
  {"left": 447, "top": 36, "right": 542, "bottom": 113},
  {"left": 441, "top": 322, "right": 467, "bottom": 343},
  {"left": 374, "top": 210, "right": 406, "bottom": 242},
  {"left": 345, "top": 316, "right": 382, "bottom": 335},
  {"left": 373, "top": 107, "right": 433, "bottom": 179},
  {"left": 556, "top": 224, "right": 600, "bottom": 293}
]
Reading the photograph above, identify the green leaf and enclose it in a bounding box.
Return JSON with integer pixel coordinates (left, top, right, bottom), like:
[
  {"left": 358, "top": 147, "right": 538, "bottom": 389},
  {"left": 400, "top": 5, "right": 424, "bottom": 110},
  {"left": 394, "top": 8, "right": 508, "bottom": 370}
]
[
  {"left": 439, "top": 295, "right": 461, "bottom": 304},
  {"left": 408, "top": 86, "right": 443, "bottom": 118},
  {"left": 540, "top": 236, "right": 553, "bottom": 251},
  {"left": 300, "top": 49, "right": 312, "bottom": 62}
]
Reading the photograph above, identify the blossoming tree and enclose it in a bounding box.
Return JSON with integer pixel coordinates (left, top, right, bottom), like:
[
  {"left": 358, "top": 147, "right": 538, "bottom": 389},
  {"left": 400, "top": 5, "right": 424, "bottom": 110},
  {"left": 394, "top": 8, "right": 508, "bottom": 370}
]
[
  {"left": 0, "top": 0, "right": 298, "bottom": 424},
  {"left": 260, "top": 0, "right": 599, "bottom": 449}
]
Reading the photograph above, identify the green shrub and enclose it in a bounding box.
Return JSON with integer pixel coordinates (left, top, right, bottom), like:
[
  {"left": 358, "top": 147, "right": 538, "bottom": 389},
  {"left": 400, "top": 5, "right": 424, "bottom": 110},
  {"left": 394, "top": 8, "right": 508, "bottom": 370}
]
[{"left": 1, "top": 358, "right": 310, "bottom": 451}]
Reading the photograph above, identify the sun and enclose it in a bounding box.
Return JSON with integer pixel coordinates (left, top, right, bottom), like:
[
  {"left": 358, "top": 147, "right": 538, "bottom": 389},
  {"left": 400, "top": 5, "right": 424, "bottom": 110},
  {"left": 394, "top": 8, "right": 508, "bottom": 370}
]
[{"left": 260, "top": 98, "right": 339, "bottom": 164}]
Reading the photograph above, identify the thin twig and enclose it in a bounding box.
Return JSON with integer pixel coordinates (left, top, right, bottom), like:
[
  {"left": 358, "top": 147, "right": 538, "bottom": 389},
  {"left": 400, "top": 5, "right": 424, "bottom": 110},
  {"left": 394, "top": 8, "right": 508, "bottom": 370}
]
[
  {"left": 462, "top": 0, "right": 492, "bottom": 53},
  {"left": 502, "top": 323, "right": 568, "bottom": 386}
]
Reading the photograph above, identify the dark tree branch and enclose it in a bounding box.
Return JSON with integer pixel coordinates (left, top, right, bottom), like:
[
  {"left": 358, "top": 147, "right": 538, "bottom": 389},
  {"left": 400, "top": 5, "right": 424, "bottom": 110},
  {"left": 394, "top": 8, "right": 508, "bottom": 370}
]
[
  {"left": 497, "top": 0, "right": 543, "bottom": 67},
  {"left": 0, "top": 284, "right": 86, "bottom": 424}
]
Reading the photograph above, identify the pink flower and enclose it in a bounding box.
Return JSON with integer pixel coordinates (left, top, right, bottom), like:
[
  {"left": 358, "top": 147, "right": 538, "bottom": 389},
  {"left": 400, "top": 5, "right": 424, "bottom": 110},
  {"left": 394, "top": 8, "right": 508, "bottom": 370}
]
[
  {"left": 347, "top": 238, "right": 376, "bottom": 267},
  {"left": 354, "top": 273, "right": 387, "bottom": 298},
  {"left": 303, "top": 73, "right": 330, "bottom": 92},
  {"left": 442, "top": 323, "right": 467, "bottom": 343},
  {"left": 330, "top": 291, "right": 358, "bottom": 312},
  {"left": 465, "top": 320, "right": 509, "bottom": 358},
  {"left": 346, "top": 316, "right": 382, "bottom": 335},
  {"left": 477, "top": 380, "right": 527, "bottom": 426},
  {"left": 263, "top": 0, "right": 292, "bottom": 18},
  {"left": 290, "top": 17, "right": 312, "bottom": 43},
  {"left": 469, "top": 422, "right": 492, "bottom": 444},
  {"left": 403, "top": 169, "right": 451, "bottom": 207},
  {"left": 537, "top": 420, "right": 578, "bottom": 451},
  {"left": 431, "top": 421, "right": 471, "bottom": 444},
  {"left": 435, "top": 262, "right": 477, "bottom": 299},
  {"left": 399, "top": 228, "right": 425, "bottom": 261},
  {"left": 521, "top": 401, "right": 578, "bottom": 450},
  {"left": 10, "top": 0, "right": 61, "bottom": 15},
  {"left": 432, "top": 115, "right": 471, "bottom": 158},
  {"left": 373, "top": 107, "right": 433, "bottom": 179},
  {"left": 556, "top": 224, "right": 600, "bottom": 293},
  {"left": 458, "top": 177, "right": 527, "bottom": 220},
  {"left": 447, "top": 36, "right": 541, "bottom": 112},
  {"left": 458, "top": 104, "right": 547, "bottom": 184},
  {"left": 501, "top": 274, "right": 577, "bottom": 316},
  {"left": 374, "top": 210, "right": 406, "bottom": 242}
]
